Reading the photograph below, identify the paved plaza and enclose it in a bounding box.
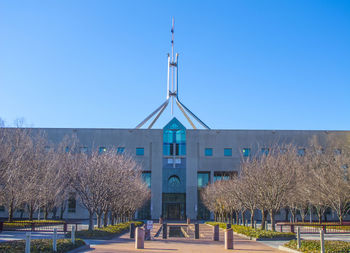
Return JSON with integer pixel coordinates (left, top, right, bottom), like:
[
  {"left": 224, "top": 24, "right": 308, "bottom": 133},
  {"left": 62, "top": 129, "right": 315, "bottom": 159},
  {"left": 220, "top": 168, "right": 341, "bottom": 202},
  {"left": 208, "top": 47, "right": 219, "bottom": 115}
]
[{"left": 83, "top": 224, "right": 283, "bottom": 253}]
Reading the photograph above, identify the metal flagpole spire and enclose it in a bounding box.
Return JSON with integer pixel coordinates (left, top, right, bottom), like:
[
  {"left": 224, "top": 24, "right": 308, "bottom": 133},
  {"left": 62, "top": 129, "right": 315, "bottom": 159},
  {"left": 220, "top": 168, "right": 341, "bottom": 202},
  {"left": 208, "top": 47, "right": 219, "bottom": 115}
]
[{"left": 135, "top": 18, "right": 210, "bottom": 129}]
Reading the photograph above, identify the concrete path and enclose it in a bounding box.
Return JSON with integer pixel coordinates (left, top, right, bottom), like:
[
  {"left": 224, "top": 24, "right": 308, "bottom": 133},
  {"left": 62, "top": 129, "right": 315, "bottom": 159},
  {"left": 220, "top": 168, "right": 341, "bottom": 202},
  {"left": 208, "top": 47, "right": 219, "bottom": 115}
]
[{"left": 83, "top": 224, "right": 283, "bottom": 253}]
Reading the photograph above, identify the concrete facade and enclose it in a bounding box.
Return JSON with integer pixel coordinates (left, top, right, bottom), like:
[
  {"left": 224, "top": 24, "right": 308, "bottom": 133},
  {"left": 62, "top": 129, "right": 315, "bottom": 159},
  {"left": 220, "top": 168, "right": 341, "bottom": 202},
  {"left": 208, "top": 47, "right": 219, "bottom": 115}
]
[{"left": 1, "top": 118, "right": 349, "bottom": 221}]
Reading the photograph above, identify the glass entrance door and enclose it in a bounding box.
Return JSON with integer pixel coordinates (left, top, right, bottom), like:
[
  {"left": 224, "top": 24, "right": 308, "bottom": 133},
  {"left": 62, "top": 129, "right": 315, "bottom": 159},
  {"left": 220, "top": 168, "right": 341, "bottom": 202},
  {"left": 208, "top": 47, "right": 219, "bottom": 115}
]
[
  {"left": 167, "top": 203, "right": 180, "bottom": 220},
  {"left": 162, "top": 193, "right": 186, "bottom": 220}
]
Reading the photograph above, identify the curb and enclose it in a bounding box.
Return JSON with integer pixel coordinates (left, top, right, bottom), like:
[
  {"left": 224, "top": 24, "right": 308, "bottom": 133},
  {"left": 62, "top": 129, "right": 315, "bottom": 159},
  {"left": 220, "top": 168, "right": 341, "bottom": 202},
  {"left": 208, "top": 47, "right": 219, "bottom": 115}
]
[
  {"left": 278, "top": 245, "right": 300, "bottom": 253},
  {"left": 67, "top": 244, "right": 91, "bottom": 253}
]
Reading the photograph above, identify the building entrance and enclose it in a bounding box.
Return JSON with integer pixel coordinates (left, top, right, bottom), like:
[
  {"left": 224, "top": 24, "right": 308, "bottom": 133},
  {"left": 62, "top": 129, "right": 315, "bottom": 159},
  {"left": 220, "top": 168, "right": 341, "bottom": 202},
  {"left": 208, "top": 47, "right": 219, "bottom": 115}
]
[
  {"left": 167, "top": 203, "right": 181, "bottom": 220},
  {"left": 162, "top": 193, "right": 186, "bottom": 220}
]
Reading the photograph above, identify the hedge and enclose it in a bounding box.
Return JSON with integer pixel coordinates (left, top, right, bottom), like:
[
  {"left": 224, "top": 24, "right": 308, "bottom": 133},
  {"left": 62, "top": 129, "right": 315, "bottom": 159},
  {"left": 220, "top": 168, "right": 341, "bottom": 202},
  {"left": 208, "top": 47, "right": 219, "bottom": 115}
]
[
  {"left": 284, "top": 239, "right": 350, "bottom": 252},
  {"left": 206, "top": 222, "right": 295, "bottom": 239},
  {"left": 70, "top": 221, "right": 143, "bottom": 239},
  {"left": 0, "top": 238, "right": 85, "bottom": 253},
  {"left": 3, "top": 220, "right": 65, "bottom": 229}
]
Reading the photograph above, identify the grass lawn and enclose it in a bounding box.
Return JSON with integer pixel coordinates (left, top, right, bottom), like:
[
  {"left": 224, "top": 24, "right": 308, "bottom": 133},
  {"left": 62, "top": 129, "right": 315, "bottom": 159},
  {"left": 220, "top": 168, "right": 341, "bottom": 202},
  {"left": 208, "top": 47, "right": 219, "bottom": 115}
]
[{"left": 284, "top": 239, "right": 350, "bottom": 252}]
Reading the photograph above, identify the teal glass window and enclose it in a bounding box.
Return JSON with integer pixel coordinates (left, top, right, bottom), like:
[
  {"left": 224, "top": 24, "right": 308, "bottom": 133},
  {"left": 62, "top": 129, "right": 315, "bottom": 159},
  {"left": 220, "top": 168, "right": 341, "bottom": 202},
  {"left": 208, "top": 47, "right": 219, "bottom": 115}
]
[
  {"left": 117, "top": 147, "right": 125, "bottom": 154},
  {"left": 197, "top": 172, "right": 210, "bottom": 188},
  {"left": 136, "top": 147, "right": 144, "bottom": 156},
  {"left": 142, "top": 171, "right": 151, "bottom": 188},
  {"left": 99, "top": 147, "right": 107, "bottom": 154},
  {"left": 80, "top": 147, "right": 88, "bottom": 154},
  {"left": 163, "top": 144, "right": 171, "bottom": 156},
  {"left": 243, "top": 148, "right": 251, "bottom": 157},
  {"left": 0, "top": 205, "right": 4, "bottom": 212},
  {"left": 163, "top": 118, "right": 186, "bottom": 156},
  {"left": 65, "top": 146, "right": 70, "bottom": 153},
  {"left": 298, "top": 148, "right": 305, "bottom": 156},
  {"left": 164, "top": 130, "right": 174, "bottom": 143},
  {"left": 205, "top": 148, "right": 213, "bottom": 156},
  {"left": 224, "top": 148, "right": 232, "bottom": 156},
  {"left": 168, "top": 175, "right": 181, "bottom": 187},
  {"left": 261, "top": 148, "right": 269, "bottom": 156},
  {"left": 214, "top": 172, "right": 236, "bottom": 182},
  {"left": 176, "top": 130, "right": 186, "bottom": 143}
]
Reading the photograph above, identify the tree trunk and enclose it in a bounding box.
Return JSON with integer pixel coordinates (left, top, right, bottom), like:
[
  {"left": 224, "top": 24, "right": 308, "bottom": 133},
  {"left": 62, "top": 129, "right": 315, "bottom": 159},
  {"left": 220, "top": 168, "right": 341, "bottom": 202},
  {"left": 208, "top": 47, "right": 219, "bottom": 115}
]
[
  {"left": 29, "top": 205, "right": 34, "bottom": 220},
  {"left": 52, "top": 207, "right": 57, "bottom": 219},
  {"left": 250, "top": 209, "right": 255, "bottom": 228},
  {"left": 261, "top": 210, "right": 267, "bottom": 230},
  {"left": 44, "top": 206, "right": 49, "bottom": 220},
  {"left": 8, "top": 202, "right": 14, "bottom": 222},
  {"left": 318, "top": 212, "right": 322, "bottom": 224},
  {"left": 242, "top": 210, "right": 246, "bottom": 226},
  {"left": 60, "top": 202, "right": 66, "bottom": 220},
  {"left": 89, "top": 211, "right": 94, "bottom": 231},
  {"left": 97, "top": 213, "right": 102, "bottom": 228},
  {"left": 285, "top": 208, "right": 289, "bottom": 222},
  {"left": 103, "top": 210, "right": 108, "bottom": 227},
  {"left": 270, "top": 209, "right": 276, "bottom": 231},
  {"left": 235, "top": 210, "right": 239, "bottom": 224}
]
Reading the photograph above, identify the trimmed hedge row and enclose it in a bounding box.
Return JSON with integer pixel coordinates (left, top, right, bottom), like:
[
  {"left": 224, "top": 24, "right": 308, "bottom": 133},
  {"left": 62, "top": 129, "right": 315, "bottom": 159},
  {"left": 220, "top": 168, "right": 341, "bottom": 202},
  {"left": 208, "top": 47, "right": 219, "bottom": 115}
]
[
  {"left": 0, "top": 238, "right": 85, "bottom": 253},
  {"left": 71, "top": 221, "right": 143, "bottom": 239},
  {"left": 206, "top": 222, "right": 295, "bottom": 239},
  {"left": 3, "top": 220, "right": 65, "bottom": 229},
  {"left": 284, "top": 239, "right": 350, "bottom": 252}
]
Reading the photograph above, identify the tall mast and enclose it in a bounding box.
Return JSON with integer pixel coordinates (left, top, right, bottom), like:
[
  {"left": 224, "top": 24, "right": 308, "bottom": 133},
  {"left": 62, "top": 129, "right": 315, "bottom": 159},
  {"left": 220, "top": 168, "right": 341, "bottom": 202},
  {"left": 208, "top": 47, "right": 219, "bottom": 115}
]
[
  {"left": 135, "top": 18, "right": 210, "bottom": 130},
  {"left": 170, "top": 17, "right": 175, "bottom": 115}
]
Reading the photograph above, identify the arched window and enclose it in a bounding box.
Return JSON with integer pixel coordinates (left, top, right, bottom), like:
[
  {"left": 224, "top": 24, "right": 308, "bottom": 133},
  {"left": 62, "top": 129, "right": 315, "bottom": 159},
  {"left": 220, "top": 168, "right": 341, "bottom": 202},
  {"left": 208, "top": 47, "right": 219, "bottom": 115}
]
[
  {"left": 163, "top": 118, "right": 186, "bottom": 156},
  {"left": 168, "top": 175, "right": 181, "bottom": 187}
]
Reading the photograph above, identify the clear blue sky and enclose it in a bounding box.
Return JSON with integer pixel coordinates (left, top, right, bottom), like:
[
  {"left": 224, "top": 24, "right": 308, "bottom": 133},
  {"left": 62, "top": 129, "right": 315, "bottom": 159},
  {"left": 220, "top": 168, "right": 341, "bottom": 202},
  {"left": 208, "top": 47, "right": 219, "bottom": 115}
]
[{"left": 0, "top": 0, "right": 349, "bottom": 130}]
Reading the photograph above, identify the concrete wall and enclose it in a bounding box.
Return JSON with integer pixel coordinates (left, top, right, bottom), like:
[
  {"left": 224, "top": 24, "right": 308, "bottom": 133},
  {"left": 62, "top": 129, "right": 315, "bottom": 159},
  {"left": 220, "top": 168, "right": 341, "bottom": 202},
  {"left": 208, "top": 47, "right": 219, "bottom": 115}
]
[{"left": 1, "top": 126, "right": 349, "bottom": 221}]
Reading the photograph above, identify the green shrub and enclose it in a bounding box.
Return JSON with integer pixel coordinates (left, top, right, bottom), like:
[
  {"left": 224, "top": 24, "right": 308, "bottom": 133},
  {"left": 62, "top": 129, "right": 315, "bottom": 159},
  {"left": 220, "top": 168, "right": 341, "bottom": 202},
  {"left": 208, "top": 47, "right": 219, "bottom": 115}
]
[
  {"left": 284, "top": 239, "right": 350, "bottom": 252},
  {"left": 4, "top": 220, "right": 65, "bottom": 229},
  {"left": 0, "top": 238, "right": 85, "bottom": 253},
  {"left": 206, "top": 222, "right": 295, "bottom": 239},
  {"left": 71, "top": 221, "right": 143, "bottom": 239}
]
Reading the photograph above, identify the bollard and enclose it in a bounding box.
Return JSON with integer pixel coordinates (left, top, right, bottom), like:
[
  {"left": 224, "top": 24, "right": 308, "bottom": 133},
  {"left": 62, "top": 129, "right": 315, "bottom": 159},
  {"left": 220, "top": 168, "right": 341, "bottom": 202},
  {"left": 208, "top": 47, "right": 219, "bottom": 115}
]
[
  {"left": 225, "top": 228, "right": 233, "bottom": 249},
  {"left": 254, "top": 221, "right": 257, "bottom": 229},
  {"left": 130, "top": 223, "right": 135, "bottom": 239},
  {"left": 162, "top": 223, "right": 167, "bottom": 239},
  {"left": 226, "top": 223, "right": 231, "bottom": 229},
  {"left": 53, "top": 228, "right": 57, "bottom": 252},
  {"left": 71, "top": 225, "right": 76, "bottom": 244},
  {"left": 187, "top": 218, "right": 190, "bottom": 225},
  {"left": 135, "top": 227, "right": 144, "bottom": 249},
  {"left": 297, "top": 227, "right": 301, "bottom": 249},
  {"left": 25, "top": 232, "right": 31, "bottom": 253},
  {"left": 320, "top": 229, "right": 325, "bottom": 253},
  {"left": 213, "top": 225, "right": 219, "bottom": 241},
  {"left": 195, "top": 223, "right": 199, "bottom": 239},
  {"left": 144, "top": 228, "right": 151, "bottom": 241}
]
